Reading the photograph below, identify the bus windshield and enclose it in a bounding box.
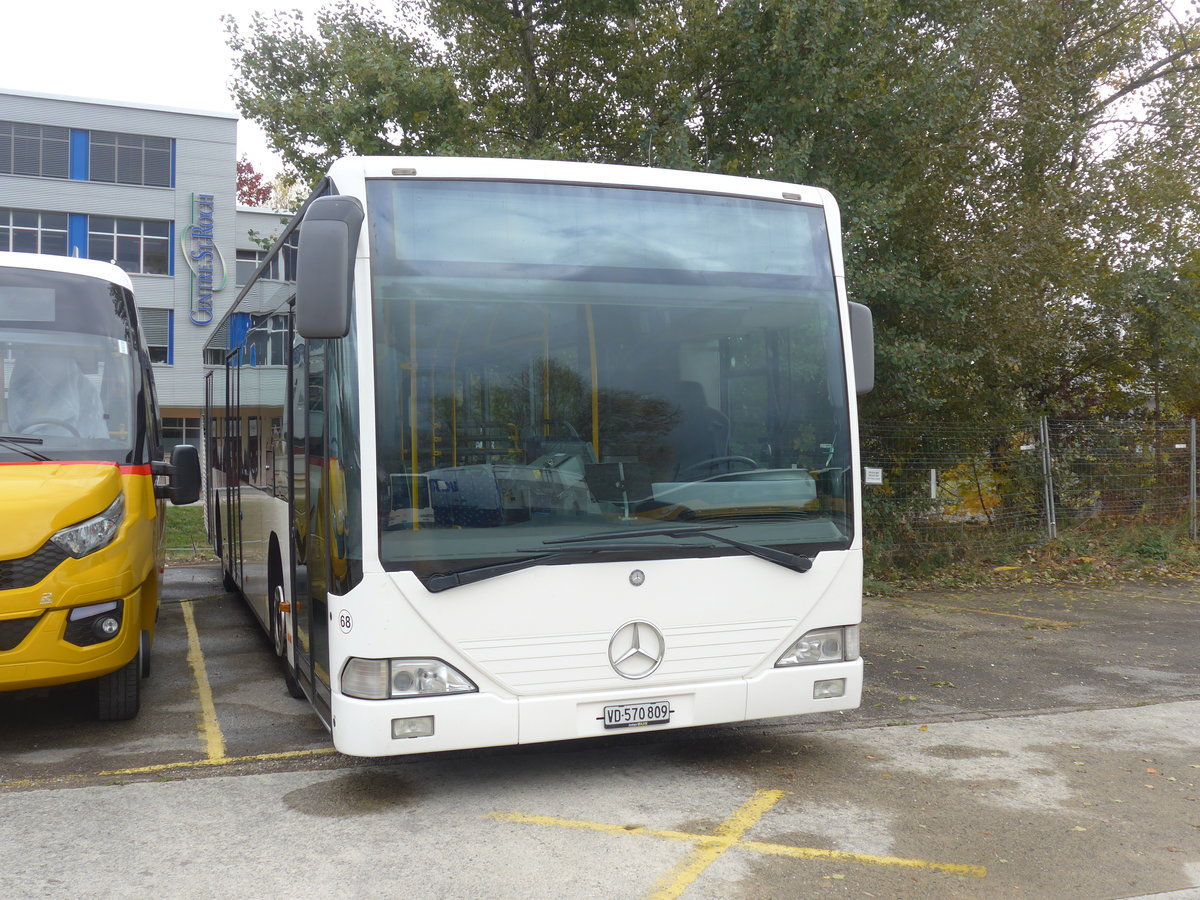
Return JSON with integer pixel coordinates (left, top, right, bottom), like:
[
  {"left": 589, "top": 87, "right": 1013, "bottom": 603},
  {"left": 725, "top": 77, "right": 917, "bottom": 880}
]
[
  {"left": 368, "top": 178, "right": 852, "bottom": 578},
  {"left": 0, "top": 266, "right": 138, "bottom": 464}
]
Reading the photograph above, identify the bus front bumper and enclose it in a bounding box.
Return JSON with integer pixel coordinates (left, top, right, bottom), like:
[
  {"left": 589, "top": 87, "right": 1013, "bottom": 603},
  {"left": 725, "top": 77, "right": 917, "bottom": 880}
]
[
  {"left": 330, "top": 659, "right": 863, "bottom": 758},
  {"left": 0, "top": 588, "right": 145, "bottom": 692}
]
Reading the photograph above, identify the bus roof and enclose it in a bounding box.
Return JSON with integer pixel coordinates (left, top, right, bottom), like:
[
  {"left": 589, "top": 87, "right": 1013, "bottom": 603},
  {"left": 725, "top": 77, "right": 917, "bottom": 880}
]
[
  {"left": 0, "top": 252, "right": 133, "bottom": 291},
  {"left": 326, "top": 156, "right": 837, "bottom": 209}
]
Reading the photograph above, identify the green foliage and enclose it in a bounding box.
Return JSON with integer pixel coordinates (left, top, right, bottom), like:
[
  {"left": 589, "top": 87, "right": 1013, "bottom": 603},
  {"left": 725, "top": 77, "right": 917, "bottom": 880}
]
[
  {"left": 225, "top": 0, "right": 1200, "bottom": 423},
  {"left": 225, "top": 4, "right": 475, "bottom": 184},
  {"left": 164, "top": 505, "right": 214, "bottom": 562},
  {"left": 1126, "top": 530, "right": 1171, "bottom": 560}
]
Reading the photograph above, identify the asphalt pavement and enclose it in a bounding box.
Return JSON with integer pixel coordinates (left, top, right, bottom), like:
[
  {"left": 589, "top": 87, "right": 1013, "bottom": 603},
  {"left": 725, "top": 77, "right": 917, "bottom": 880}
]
[{"left": 1, "top": 565, "right": 1198, "bottom": 899}]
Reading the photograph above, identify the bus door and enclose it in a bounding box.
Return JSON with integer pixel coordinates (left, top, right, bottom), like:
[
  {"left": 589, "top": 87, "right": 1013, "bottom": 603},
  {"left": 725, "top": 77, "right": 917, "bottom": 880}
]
[
  {"left": 291, "top": 338, "right": 331, "bottom": 721},
  {"left": 224, "top": 351, "right": 244, "bottom": 589}
]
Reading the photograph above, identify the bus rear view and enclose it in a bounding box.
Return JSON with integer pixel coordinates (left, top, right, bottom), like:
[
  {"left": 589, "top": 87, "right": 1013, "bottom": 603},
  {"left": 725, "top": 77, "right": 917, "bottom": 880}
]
[{"left": 0, "top": 252, "right": 198, "bottom": 720}]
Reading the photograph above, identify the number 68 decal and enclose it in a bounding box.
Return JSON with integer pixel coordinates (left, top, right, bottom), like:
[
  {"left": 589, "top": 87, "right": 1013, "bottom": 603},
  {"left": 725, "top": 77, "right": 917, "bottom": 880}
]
[{"left": 338, "top": 610, "right": 353, "bottom": 633}]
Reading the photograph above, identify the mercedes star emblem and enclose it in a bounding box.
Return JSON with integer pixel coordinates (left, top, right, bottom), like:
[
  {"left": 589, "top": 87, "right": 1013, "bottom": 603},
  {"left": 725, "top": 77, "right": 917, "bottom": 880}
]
[{"left": 608, "top": 620, "right": 665, "bottom": 680}]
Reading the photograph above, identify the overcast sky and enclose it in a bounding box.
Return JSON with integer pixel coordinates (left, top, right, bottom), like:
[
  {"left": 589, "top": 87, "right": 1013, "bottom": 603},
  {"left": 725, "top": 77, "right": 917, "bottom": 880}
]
[{"left": 1, "top": 0, "right": 332, "bottom": 175}]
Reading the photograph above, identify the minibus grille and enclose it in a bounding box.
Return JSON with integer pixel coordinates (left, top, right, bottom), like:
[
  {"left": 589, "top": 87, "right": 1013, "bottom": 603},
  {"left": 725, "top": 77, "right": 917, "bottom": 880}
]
[
  {"left": 0, "top": 543, "right": 70, "bottom": 591},
  {"left": 0, "top": 614, "right": 41, "bottom": 651}
]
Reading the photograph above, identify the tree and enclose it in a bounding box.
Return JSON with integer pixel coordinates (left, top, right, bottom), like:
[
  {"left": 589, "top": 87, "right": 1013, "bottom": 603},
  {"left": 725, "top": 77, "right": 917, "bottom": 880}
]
[
  {"left": 236, "top": 154, "right": 274, "bottom": 207},
  {"left": 225, "top": 4, "right": 475, "bottom": 185},
  {"left": 225, "top": 0, "right": 1200, "bottom": 422},
  {"left": 704, "top": 0, "right": 1200, "bottom": 423}
]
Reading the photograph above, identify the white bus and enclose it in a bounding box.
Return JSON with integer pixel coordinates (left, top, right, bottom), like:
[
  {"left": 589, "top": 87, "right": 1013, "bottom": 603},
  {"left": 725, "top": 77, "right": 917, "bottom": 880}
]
[{"left": 205, "top": 157, "right": 873, "bottom": 757}]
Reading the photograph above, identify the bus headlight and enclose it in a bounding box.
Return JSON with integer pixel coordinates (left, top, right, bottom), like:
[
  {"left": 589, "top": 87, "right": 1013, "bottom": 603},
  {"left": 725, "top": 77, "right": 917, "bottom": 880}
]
[
  {"left": 776, "top": 625, "right": 860, "bottom": 667},
  {"left": 340, "top": 657, "right": 477, "bottom": 700},
  {"left": 51, "top": 494, "right": 125, "bottom": 559}
]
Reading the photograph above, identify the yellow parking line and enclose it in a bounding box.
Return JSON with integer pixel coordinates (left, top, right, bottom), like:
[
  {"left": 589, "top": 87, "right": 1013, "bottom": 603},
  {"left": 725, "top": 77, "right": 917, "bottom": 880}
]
[
  {"left": 895, "top": 599, "right": 1078, "bottom": 628},
  {"left": 1, "top": 747, "right": 339, "bottom": 790},
  {"left": 181, "top": 599, "right": 226, "bottom": 761},
  {"left": 489, "top": 790, "right": 987, "bottom": 892},
  {"left": 647, "top": 789, "right": 785, "bottom": 900},
  {"left": 96, "top": 747, "right": 339, "bottom": 777},
  {"left": 738, "top": 839, "right": 986, "bottom": 876}
]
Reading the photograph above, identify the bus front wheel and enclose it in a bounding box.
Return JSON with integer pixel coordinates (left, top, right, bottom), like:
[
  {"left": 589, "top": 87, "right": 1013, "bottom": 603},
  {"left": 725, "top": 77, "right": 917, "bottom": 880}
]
[{"left": 272, "top": 583, "right": 305, "bottom": 700}]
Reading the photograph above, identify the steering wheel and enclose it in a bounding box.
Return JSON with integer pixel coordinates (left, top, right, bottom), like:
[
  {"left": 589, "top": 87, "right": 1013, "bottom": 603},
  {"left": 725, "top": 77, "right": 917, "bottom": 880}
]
[
  {"left": 677, "top": 456, "right": 758, "bottom": 479},
  {"left": 15, "top": 418, "right": 80, "bottom": 437}
]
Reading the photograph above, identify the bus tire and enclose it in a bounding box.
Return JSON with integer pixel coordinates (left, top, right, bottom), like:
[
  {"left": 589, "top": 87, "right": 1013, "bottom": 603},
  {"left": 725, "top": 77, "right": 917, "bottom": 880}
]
[
  {"left": 276, "top": 601, "right": 306, "bottom": 699},
  {"left": 212, "top": 494, "right": 224, "bottom": 556},
  {"left": 214, "top": 495, "right": 237, "bottom": 590},
  {"left": 282, "top": 650, "right": 305, "bottom": 700},
  {"left": 139, "top": 629, "right": 152, "bottom": 679},
  {"left": 97, "top": 647, "right": 141, "bottom": 721},
  {"left": 270, "top": 568, "right": 305, "bottom": 700}
]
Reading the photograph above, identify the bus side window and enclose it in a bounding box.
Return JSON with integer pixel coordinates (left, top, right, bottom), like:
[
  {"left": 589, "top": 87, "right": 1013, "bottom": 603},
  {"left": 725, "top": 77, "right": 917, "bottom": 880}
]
[
  {"left": 100, "top": 354, "right": 130, "bottom": 440},
  {"left": 144, "top": 364, "right": 162, "bottom": 461}
]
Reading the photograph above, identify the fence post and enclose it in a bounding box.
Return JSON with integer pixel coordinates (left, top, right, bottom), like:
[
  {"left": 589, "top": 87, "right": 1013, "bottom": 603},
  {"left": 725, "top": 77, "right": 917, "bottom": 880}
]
[
  {"left": 1040, "top": 416, "right": 1057, "bottom": 540},
  {"left": 1191, "top": 418, "right": 1197, "bottom": 541}
]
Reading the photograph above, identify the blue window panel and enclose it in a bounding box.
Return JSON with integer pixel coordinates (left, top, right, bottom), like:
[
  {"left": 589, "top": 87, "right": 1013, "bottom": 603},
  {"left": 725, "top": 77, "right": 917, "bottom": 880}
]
[
  {"left": 68, "top": 213, "right": 88, "bottom": 257},
  {"left": 69, "top": 130, "right": 89, "bottom": 180},
  {"left": 170, "top": 140, "right": 176, "bottom": 189},
  {"left": 167, "top": 309, "right": 175, "bottom": 365},
  {"left": 228, "top": 313, "right": 252, "bottom": 359}
]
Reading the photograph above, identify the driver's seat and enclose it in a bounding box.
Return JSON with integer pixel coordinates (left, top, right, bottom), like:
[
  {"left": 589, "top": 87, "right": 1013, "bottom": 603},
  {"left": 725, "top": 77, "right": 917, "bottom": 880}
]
[
  {"left": 8, "top": 353, "right": 108, "bottom": 439},
  {"left": 666, "top": 381, "right": 730, "bottom": 478}
]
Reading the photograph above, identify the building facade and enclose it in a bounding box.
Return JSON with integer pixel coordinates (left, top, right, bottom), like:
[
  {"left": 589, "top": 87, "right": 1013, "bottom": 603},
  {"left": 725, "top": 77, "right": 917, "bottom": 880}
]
[{"left": 0, "top": 89, "right": 283, "bottom": 451}]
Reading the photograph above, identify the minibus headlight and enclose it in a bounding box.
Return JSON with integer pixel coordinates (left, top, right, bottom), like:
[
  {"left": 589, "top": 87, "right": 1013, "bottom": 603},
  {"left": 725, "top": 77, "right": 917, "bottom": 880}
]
[
  {"left": 51, "top": 494, "right": 125, "bottom": 559},
  {"left": 340, "top": 657, "right": 477, "bottom": 700},
  {"left": 776, "top": 625, "right": 860, "bottom": 667}
]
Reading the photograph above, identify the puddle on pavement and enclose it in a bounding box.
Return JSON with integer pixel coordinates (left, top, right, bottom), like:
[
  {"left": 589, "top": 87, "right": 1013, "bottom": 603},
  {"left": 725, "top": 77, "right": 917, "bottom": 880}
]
[{"left": 283, "top": 770, "right": 420, "bottom": 817}]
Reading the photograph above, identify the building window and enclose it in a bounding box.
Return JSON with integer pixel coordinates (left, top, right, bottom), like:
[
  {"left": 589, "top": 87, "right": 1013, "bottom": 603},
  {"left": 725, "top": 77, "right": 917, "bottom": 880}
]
[
  {"left": 246, "top": 314, "right": 288, "bottom": 366},
  {"left": 0, "top": 208, "right": 69, "bottom": 255},
  {"left": 236, "top": 248, "right": 297, "bottom": 284},
  {"left": 139, "top": 307, "right": 171, "bottom": 363},
  {"left": 236, "top": 236, "right": 298, "bottom": 287},
  {"left": 0, "top": 122, "right": 69, "bottom": 179},
  {"left": 89, "top": 132, "right": 172, "bottom": 187},
  {"left": 89, "top": 217, "right": 170, "bottom": 274},
  {"left": 204, "top": 319, "right": 230, "bottom": 366},
  {"left": 236, "top": 249, "right": 262, "bottom": 286},
  {"left": 162, "top": 417, "right": 201, "bottom": 454}
]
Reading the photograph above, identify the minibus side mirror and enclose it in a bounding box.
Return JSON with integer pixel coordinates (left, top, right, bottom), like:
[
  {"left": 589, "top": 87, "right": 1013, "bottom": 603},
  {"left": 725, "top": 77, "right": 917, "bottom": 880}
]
[
  {"left": 155, "top": 444, "right": 201, "bottom": 504},
  {"left": 849, "top": 301, "right": 874, "bottom": 395},
  {"left": 295, "top": 195, "right": 365, "bottom": 339}
]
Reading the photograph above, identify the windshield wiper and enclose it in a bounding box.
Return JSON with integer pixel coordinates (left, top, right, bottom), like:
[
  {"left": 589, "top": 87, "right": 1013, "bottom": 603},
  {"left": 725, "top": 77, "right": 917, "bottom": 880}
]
[
  {"left": 543, "top": 524, "right": 813, "bottom": 574},
  {"left": 0, "top": 434, "right": 51, "bottom": 462},
  {"left": 424, "top": 543, "right": 686, "bottom": 592}
]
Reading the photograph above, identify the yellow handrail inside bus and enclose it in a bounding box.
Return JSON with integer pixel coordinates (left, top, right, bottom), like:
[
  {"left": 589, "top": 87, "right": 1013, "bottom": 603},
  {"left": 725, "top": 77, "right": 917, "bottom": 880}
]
[
  {"left": 409, "top": 302, "right": 419, "bottom": 530},
  {"left": 586, "top": 305, "right": 599, "bottom": 461}
]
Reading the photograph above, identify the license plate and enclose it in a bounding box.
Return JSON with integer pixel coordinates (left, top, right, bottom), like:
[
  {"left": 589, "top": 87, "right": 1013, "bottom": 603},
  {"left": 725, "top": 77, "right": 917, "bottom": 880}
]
[{"left": 601, "top": 700, "right": 671, "bottom": 729}]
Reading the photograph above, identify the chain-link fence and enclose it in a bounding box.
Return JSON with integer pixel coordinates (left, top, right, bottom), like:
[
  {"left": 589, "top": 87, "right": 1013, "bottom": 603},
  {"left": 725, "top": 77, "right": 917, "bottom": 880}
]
[{"left": 860, "top": 418, "right": 1198, "bottom": 571}]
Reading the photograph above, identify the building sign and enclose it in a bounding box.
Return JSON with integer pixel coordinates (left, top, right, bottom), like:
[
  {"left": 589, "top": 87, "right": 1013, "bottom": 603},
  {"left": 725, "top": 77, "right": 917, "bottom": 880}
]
[{"left": 181, "top": 192, "right": 227, "bottom": 326}]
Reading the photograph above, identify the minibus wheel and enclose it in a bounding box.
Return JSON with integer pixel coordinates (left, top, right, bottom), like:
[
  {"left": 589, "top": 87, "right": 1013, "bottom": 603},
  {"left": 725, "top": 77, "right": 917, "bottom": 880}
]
[
  {"left": 139, "top": 630, "right": 152, "bottom": 678},
  {"left": 97, "top": 647, "right": 141, "bottom": 721}
]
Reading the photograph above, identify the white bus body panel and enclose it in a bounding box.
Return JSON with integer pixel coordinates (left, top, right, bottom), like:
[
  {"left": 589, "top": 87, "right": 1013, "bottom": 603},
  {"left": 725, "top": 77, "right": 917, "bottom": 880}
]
[{"left": 328, "top": 550, "right": 862, "bottom": 757}]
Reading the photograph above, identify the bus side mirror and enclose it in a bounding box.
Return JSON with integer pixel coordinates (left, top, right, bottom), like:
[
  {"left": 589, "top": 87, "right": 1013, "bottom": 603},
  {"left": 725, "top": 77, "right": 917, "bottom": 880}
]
[
  {"left": 155, "top": 444, "right": 201, "bottom": 505},
  {"left": 849, "top": 301, "right": 874, "bottom": 395},
  {"left": 295, "top": 195, "right": 365, "bottom": 339}
]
